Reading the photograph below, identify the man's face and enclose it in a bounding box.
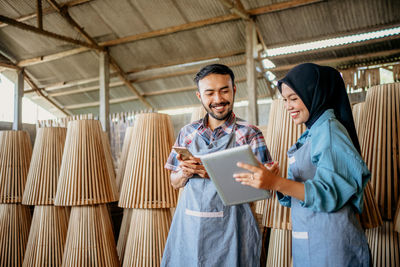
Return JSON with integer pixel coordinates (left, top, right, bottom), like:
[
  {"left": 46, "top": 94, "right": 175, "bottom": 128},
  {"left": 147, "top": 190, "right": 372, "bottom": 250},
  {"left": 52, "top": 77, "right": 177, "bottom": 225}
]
[{"left": 196, "top": 74, "right": 236, "bottom": 121}]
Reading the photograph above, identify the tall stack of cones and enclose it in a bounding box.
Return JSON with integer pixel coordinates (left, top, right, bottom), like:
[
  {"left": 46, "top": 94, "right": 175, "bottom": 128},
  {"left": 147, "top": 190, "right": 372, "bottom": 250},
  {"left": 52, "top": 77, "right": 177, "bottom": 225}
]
[
  {"left": 118, "top": 113, "right": 178, "bottom": 266},
  {"left": 54, "top": 120, "right": 119, "bottom": 266},
  {"left": 357, "top": 83, "right": 400, "bottom": 266},
  {"left": 22, "top": 127, "right": 69, "bottom": 266},
  {"left": 0, "top": 130, "right": 32, "bottom": 267}
]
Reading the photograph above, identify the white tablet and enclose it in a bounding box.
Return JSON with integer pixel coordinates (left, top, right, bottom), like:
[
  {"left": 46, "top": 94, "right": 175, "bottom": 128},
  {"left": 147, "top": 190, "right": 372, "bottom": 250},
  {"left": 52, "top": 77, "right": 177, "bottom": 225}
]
[{"left": 200, "top": 145, "right": 271, "bottom": 206}]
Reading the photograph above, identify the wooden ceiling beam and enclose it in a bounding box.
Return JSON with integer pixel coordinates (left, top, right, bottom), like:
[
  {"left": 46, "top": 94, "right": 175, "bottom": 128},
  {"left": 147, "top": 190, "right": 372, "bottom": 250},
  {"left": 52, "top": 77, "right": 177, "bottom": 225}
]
[
  {"left": 46, "top": 0, "right": 153, "bottom": 109},
  {"left": 24, "top": 50, "right": 245, "bottom": 93},
  {"left": 0, "top": 15, "right": 99, "bottom": 50},
  {"left": 63, "top": 76, "right": 262, "bottom": 109},
  {"left": 0, "top": 0, "right": 93, "bottom": 28},
  {"left": 17, "top": 0, "right": 321, "bottom": 67}
]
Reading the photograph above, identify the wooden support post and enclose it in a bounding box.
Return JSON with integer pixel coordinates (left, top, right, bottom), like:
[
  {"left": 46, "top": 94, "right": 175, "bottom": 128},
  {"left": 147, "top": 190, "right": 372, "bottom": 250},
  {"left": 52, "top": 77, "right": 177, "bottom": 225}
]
[
  {"left": 99, "top": 52, "right": 109, "bottom": 133},
  {"left": 13, "top": 69, "right": 24, "bottom": 130},
  {"left": 246, "top": 20, "right": 258, "bottom": 125}
]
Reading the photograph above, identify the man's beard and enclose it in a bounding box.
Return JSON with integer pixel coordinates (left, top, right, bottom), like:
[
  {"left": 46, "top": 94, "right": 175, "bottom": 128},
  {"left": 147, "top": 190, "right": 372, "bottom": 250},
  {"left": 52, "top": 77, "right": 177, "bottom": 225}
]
[{"left": 202, "top": 101, "right": 233, "bottom": 121}]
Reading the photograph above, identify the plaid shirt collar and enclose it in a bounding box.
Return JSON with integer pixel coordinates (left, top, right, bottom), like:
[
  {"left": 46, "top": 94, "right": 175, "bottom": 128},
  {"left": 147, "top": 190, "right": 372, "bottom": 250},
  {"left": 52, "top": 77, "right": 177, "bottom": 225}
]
[{"left": 198, "top": 112, "right": 236, "bottom": 137}]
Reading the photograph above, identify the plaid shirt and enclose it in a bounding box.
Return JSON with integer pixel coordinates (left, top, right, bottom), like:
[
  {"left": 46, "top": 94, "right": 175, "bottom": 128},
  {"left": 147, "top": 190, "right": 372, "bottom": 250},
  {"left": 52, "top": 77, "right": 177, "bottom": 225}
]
[{"left": 165, "top": 112, "right": 272, "bottom": 172}]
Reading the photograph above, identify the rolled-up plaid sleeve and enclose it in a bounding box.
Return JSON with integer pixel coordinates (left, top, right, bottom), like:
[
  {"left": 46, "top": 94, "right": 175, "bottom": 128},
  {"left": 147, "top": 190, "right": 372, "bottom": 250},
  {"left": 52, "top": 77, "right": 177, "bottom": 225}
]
[
  {"left": 164, "top": 131, "right": 183, "bottom": 172},
  {"left": 250, "top": 130, "right": 272, "bottom": 165}
]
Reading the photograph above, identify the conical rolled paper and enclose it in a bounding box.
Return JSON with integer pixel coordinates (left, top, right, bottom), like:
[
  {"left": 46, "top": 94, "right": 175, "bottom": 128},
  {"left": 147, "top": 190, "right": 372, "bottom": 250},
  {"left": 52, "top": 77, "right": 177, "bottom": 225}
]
[
  {"left": 22, "top": 127, "right": 67, "bottom": 205},
  {"left": 122, "top": 208, "right": 172, "bottom": 267},
  {"left": 23, "top": 205, "right": 69, "bottom": 267},
  {"left": 266, "top": 228, "right": 292, "bottom": 267},
  {"left": 257, "top": 100, "right": 306, "bottom": 229},
  {"left": 117, "top": 209, "right": 133, "bottom": 263},
  {"left": 54, "top": 120, "right": 118, "bottom": 206},
  {"left": 359, "top": 84, "right": 400, "bottom": 220},
  {"left": 0, "top": 204, "right": 32, "bottom": 267},
  {"left": 119, "top": 113, "right": 178, "bottom": 208},
  {"left": 366, "top": 221, "right": 400, "bottom": 267},
  {"left": 116, "top": 127, "right": 134, "bottom": 192},
  {"left": 0, "top": 131, "right": 32, "bottom": 203},
  {"left": 62, "top": 205, "right": 119, "bottom": 267}
]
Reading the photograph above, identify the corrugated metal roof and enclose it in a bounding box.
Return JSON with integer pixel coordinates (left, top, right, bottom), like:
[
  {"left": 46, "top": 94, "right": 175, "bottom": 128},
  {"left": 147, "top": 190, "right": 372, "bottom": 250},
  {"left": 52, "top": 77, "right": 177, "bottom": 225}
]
[{"left": 0, "top": 0, "right": 399, "bottom": 116}]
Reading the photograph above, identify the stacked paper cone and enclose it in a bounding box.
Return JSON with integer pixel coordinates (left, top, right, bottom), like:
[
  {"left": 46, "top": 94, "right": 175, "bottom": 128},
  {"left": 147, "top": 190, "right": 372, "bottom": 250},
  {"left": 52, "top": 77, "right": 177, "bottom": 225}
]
[
  {"left": 54, "top": 120, "right": 119, "bottom": 266},
  {"left": 0, "top": 130, "right": 32, "bottom": 267},
  {"left": 117, "top": 113, "right": 176, "bottom": 266},
  {"left": 22, "top": 127, "right": 69, "bottom": 267}
]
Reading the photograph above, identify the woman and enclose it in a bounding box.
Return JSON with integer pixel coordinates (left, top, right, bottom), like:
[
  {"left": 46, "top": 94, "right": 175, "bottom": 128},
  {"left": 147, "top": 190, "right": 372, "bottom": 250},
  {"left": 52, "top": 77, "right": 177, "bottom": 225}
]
[{"left": 234, "top": 63, "right": 371, "bottom": 266}]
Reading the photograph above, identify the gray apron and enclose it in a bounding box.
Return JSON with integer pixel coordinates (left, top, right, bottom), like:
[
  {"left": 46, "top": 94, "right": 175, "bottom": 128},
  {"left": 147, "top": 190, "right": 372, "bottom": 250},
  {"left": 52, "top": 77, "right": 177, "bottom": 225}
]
[
  {"left": 161, "top": 123, "right": 261, "bottom": 267},
  {"left": 288, "top": 140, "right": 370, "bottom": 267}
]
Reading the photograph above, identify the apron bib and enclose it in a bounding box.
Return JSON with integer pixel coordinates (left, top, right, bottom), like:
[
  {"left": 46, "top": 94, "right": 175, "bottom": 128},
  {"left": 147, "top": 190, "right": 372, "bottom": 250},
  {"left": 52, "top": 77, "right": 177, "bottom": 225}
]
[
  {"left": 161, "top": 123, "right": 261, "bottom": 267},
  {"left": 288, "top": 140, "right": 370, "bottom": 267}
]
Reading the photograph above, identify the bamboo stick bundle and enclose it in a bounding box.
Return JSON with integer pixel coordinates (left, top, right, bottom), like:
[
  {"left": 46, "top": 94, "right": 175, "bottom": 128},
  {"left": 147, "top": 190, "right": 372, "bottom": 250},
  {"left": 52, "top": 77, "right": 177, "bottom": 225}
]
[
  {"left": 117, "top": 209, "right": 133, "bottom": 264},
  {"left": 101, "top": 131, "right": 118, "bottom": 199},
  {"left": 366, "top": 221, "right": 400, "bottom": 267},
  {"left": 258, "top": 99, "right": 306, "bottom": 230},
  {"left": 122, "top": 209, "right": 172, "bottom": 267},
  {"left": 116, "top": 127, "right": 134, "bottom": 192},
  {"left": 266, "top": 228, "right": 292, "bottom": 267},
  {"left": 118, "top": 113, "right": 178, "bottom": 208},
  {"left": 395, "top": 201, "right": 400, "bottom": 233},
  {"left": 23, "top": 206, "right": 69, "bottom": 267},
  {"left": 0, "top": 131, "right": 32, "bottom": 203},
  {"left": 54, "top": 120, "right": 118, "bottom": 206},
  {"left": 359, "top": 83, "right": 400, "bottom": 220},
  {"left": 22, "top": 127, "right": 67, "bottom": 205},
  {"left": 61, "top": 205, "right": 119, "bottom": 267},
  {"left": 352, "top": 103, "right": 383, "bottom": 229},
  {"left": 0, "top": 204, "right": 32, "bottom": 267}
]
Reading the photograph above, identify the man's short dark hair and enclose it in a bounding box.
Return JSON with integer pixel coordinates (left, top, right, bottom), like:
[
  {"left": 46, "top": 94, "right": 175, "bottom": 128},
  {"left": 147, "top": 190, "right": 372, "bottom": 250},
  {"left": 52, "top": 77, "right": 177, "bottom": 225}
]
[{"left": 194, "top": 64, "right": 235, "bottom": 87}]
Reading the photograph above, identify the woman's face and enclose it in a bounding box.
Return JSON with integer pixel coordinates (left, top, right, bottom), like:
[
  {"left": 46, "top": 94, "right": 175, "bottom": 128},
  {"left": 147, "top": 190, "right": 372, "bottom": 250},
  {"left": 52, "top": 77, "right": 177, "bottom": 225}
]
[{"left": 281, "top": 83, "right": 310, "bottom": 125}]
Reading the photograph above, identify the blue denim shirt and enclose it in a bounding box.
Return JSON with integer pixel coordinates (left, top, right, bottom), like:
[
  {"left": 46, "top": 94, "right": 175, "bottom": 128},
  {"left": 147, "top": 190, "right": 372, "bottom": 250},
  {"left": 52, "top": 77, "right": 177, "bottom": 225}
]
[{"left": 278, "top": 109, "right": 370, "bottom": 213}]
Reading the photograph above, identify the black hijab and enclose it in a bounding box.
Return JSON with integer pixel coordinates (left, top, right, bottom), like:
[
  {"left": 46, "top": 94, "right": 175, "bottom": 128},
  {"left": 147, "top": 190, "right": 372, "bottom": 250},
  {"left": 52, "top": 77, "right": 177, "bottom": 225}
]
[{"left": 277, "top": 63, "right": 361, "bottom": 154}]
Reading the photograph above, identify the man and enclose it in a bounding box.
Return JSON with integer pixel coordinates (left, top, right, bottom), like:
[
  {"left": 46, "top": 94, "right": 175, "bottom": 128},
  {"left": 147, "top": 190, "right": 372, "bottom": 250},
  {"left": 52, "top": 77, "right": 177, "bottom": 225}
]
[{"left": 161, "top": 64, "right": 271, "bottom": 267}]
